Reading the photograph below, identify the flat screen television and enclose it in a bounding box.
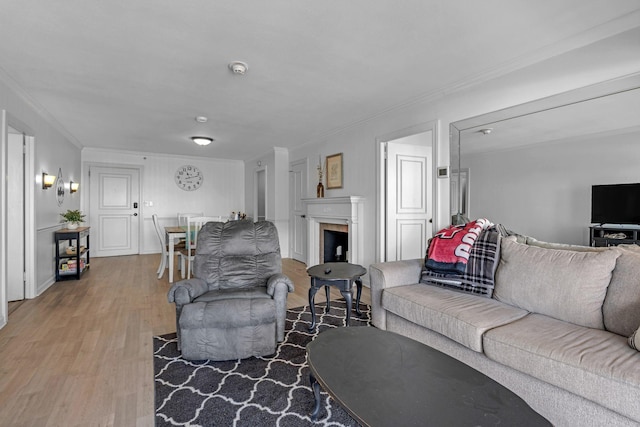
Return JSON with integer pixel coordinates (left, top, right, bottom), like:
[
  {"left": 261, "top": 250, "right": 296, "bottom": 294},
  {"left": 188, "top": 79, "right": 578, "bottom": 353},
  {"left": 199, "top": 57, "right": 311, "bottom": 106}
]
[{"left": 591, "top": 183, "right": 640, "bottom": 225}]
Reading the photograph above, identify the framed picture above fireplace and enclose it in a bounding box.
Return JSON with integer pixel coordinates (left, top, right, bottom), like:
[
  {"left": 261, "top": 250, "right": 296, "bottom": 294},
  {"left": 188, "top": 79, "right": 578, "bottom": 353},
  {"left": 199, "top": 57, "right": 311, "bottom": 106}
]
[{"left": 326, "top": 153, "right": 343, "bottom": 189}]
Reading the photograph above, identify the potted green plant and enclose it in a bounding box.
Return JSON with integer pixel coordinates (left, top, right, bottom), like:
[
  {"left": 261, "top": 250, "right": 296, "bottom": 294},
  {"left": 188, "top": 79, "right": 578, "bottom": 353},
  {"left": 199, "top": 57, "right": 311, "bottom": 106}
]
[{"left": 61, "top": 209, "right": 85, "bottom": 230}]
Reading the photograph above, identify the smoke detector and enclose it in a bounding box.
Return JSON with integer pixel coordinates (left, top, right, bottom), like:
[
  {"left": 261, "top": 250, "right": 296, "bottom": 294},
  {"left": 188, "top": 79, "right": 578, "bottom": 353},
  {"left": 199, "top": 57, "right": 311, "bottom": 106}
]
[{"left": 228, "top": 61, "right": 248, "bottom": 75}]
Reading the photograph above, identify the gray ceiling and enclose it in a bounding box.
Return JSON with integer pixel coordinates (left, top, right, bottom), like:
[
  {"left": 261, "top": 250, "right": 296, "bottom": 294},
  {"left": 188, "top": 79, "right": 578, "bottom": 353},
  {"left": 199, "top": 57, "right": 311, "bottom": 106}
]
[{"left": 1, "top": 1, "right": 639, "bottom": 160}]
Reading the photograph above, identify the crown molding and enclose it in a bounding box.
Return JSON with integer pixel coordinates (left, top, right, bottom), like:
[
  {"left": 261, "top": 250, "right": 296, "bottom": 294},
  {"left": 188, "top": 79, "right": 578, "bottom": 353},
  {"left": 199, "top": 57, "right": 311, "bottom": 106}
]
[
  {"left": 81, "top": 147, "right": 244, "bottom": 165},
  {"left": 300, "top": 10, "right": 640, "bottom": 148},
  {"left": 0, "top": 65, "right": 83, "bottom": 150}
]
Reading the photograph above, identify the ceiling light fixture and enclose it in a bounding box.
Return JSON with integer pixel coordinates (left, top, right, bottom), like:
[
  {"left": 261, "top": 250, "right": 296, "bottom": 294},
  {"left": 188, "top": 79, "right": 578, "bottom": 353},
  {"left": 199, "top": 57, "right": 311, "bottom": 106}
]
[
  {"left": 191, "top": 136, "right": 214, "bottom": 146},
  {"left": 228, "top": 61, "right": 248, "bottom": 75},
  {"left": 195, "top": 116, "right": 208, "bottom": 123}
]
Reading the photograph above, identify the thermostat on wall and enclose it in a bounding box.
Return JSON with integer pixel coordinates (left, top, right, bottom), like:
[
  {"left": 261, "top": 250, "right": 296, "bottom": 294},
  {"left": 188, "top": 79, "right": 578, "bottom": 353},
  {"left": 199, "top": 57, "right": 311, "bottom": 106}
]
[{"left": 437, "top": 167, "right": 449, "bottom": 178}]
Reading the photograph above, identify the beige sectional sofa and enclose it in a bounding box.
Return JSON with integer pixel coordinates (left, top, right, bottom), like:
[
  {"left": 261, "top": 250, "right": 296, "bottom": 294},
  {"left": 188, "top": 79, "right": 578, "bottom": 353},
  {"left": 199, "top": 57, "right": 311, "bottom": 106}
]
[{"left": 370, "top": 237, "right": 640, "bottom": 426}]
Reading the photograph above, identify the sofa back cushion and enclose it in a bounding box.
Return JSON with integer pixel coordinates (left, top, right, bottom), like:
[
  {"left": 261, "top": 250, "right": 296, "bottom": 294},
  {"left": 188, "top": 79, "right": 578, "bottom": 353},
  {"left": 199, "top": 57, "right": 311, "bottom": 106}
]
[
  {"left": 494, "top": 238, "right": 620, "bottom": 329},
  {"left": 602, "top": 245, "right": 640, "bottom": 336}
]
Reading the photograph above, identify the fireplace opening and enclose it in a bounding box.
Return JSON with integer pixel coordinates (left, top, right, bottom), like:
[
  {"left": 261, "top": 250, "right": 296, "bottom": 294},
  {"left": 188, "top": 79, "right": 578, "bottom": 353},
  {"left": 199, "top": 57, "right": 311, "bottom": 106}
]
[{"left": 323, "top": 230, "right": 349, "bottom": 263}]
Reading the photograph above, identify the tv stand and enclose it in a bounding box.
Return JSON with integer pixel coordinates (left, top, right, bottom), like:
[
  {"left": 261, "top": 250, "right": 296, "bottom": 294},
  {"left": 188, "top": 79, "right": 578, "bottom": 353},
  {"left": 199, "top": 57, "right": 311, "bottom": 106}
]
[{"left": 589, "top": 225, "right": 640, "bottom": 247}]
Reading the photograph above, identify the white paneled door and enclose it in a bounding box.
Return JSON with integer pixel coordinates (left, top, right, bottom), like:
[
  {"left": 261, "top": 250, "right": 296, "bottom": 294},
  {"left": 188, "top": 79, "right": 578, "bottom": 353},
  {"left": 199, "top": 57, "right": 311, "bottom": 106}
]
[
  {"left": 89, "top": 166, "right": 140, "bottom": 257},
  {"left": 7, "top": 131, "right": 24, "bottom": 301},
  {"left": 385, "top": 132, "right": 433, "bottom": 261},
  {"left": 289, "top": 159, "right": 307, "bottom": 263}
]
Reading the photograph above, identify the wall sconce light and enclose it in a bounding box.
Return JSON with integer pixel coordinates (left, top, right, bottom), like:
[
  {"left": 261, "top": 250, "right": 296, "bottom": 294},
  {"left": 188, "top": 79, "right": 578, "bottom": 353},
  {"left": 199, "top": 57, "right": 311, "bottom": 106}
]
[
  {"left": 191, "top": 136, "right": 214, "bottom": 146},
  {"left": 42, "top": 172, "right": 55, "bottom": 189},
  {"left": 70, "top": 181, "right": 79, "bottom": 193}
]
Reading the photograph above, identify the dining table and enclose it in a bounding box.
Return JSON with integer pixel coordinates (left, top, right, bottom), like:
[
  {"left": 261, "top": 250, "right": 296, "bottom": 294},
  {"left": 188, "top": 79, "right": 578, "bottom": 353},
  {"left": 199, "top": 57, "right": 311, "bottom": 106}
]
[{"left": 164, "top": 226, "right": 186, "bottom": 283}]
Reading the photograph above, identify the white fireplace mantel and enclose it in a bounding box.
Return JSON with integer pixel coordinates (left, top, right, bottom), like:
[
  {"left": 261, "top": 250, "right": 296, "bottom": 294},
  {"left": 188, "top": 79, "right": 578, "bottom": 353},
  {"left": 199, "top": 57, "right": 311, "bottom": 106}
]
[{"left": 302, "top": 196, "right": 365, "bottom": 266}]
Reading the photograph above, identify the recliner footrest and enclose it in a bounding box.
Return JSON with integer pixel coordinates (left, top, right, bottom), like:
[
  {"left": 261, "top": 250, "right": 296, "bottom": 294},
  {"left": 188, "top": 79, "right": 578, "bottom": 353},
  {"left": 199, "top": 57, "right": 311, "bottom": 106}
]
[{"left": 179, "top": 298, "right": 277, "bottom": 361}]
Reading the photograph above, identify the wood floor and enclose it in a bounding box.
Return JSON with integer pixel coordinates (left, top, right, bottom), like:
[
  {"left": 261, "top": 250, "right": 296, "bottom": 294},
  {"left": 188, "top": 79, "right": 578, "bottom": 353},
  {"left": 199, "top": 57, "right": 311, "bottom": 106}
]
[{"left": 0, "top": 255, "right": 370, "bottom": 427}]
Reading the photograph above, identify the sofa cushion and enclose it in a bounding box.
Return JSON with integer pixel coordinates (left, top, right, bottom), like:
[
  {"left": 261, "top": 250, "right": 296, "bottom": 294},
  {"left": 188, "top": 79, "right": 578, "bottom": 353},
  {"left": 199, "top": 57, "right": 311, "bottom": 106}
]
[
  {"left": 494, "top": 238, "right": 620, "bottom": 329},
  {"left": 381, "top": 284, "right": 528, "bottom": 352},
  {"left": 512, "top": 237, "right": 640, "bottom": 335},
  {"left": 483, "top": 314, "right": 640, "bottom": 422},
  {"left": 602, "top": 245, "right": 640, "bottom": 336}
]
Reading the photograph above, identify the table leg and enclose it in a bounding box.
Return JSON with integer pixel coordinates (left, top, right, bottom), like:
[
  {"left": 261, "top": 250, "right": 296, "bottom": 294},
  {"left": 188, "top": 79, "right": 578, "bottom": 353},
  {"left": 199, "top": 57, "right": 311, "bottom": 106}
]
[
  {"left": 308, "top": 282, "right": 319, "bottom": 331},
  {"left": 324, "top": 285, "right": 331, "bottom": 312},
  {"left": 339, "top": 288, "right": 353, "bottom": 326},
  {"left": 355, "top": 278, "right": 363, "bottom": 316},
  {"left": 309, "top": 373, "right": 322, "bottom": 421},
  {"left": 168, "top": 234, "right": 175, "bottom": 283}
]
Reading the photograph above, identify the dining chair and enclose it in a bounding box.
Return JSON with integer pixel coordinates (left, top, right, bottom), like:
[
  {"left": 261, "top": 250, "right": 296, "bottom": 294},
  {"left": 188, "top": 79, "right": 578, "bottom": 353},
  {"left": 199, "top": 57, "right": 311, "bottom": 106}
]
[
  {"left": 152, "top": 214, "right": 184, "bottom": 279},
  {"left": 179, "top": 216, "right": 222, "bottom": 279},
  {"left": 176, "top": 212, "right": 204, "bottom": 248},
  {"left": 177, "top": 212, "right": 204, "bottom": 226}
]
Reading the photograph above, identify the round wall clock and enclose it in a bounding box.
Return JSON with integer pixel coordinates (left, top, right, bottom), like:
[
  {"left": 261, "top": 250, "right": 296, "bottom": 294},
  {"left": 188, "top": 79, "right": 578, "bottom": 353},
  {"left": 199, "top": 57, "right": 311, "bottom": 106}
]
[{"left": 175, "top": 165, "right": 204, "bottom": 191}]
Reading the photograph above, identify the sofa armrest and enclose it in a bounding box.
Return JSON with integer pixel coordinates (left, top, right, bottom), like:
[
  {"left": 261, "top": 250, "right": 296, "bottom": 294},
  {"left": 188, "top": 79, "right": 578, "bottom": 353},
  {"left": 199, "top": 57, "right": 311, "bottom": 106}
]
[
  {"left": 369, "top": 258, "right": 424, "bottom": 330},
  {"left": 167, "top": 277, "right": 209, "bottom": 306}
]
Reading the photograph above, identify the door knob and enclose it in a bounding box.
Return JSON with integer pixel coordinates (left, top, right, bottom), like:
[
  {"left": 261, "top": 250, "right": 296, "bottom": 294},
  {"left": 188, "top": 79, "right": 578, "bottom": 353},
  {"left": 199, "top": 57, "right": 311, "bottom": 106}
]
[{"left": 132, "top": 213, "right": 138, "bottom": 216}]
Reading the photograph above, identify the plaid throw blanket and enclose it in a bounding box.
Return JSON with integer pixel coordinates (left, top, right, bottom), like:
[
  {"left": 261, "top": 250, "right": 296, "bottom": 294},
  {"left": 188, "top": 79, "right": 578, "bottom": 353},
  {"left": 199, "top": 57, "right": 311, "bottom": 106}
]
[
  {"left": 425, "top": 219, "right": 493, "bottom": 274},
  {"left": 420, "top": 225, "right": 502, "bottom": 297}
]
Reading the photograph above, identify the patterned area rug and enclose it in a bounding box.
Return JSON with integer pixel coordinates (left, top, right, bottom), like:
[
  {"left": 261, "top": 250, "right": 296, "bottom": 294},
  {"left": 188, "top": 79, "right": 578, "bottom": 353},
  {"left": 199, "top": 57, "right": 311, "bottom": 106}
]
[{"left": 154, "top": 300, "right": 370, "bottom": 426}]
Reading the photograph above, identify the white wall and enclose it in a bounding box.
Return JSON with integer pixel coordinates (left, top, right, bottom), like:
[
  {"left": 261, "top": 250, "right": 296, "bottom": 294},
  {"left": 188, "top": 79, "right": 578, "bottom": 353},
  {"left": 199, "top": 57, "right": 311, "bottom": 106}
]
[
  {"left": 0, "top": 76, "right": 83, "bottom": 329},
  {"left": 289, "top": 115, "right": 447, "bottom": 274},
  {"left": 35, "top": 128, "right": 81, "bottom": 295},
  {"left": 462, "top": 129, "right": 640, "bottom": 245},
  {"left": 82, "top": 148, "right": 244, "bottom": 254}
]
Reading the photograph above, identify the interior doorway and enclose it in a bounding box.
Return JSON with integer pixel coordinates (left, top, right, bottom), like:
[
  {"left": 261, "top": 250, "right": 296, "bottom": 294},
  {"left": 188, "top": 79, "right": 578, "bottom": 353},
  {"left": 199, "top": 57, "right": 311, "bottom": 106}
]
[
  {"left": 377, "top": 122, "right": 438, "bottom": 262},
  {"left": 255, "top": 167, "right": 266, "bottom": 221},
  {"left": 7, "top": 127, "right": 26, "bottom": 302},
  {"left": 288, "top": 159, "right": 307, "bottom": 263},
  {"left": 1, "top": 111, "right": 35, "bottom": 326}
]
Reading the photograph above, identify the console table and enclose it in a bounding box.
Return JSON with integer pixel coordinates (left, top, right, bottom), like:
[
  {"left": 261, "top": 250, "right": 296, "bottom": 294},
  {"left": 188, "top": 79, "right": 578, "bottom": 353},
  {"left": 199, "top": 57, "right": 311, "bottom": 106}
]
[{"left": 55, "top": 227, "right": 90, "bottom": 281}]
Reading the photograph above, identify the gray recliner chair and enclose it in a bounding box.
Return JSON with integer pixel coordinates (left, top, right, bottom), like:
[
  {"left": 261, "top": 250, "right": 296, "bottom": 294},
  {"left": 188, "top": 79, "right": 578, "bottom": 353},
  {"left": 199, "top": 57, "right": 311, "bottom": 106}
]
[{"left": 167, "top": 220, "right": 294, "bottom": 361}]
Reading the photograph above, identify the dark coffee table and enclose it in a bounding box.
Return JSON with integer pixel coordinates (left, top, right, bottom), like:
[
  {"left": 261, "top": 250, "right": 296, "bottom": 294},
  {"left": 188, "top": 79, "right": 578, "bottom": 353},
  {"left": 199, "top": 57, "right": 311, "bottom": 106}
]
[
  {"left": 306, "top": 262, "right": 366, "bottom": 331},
  {"left": 306, "top": 327, "right": 551, "bottom": 426}
]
